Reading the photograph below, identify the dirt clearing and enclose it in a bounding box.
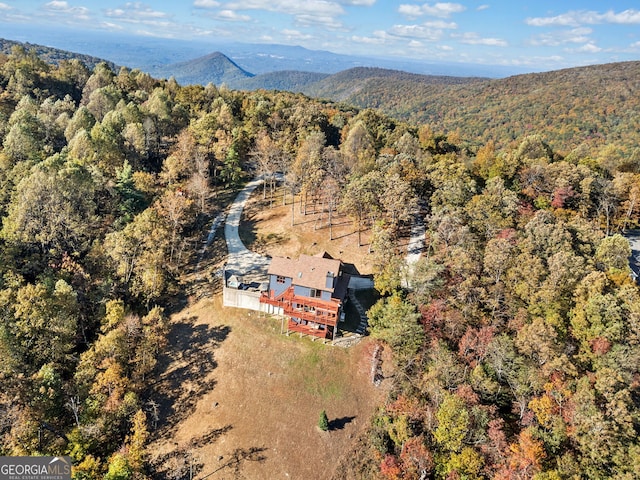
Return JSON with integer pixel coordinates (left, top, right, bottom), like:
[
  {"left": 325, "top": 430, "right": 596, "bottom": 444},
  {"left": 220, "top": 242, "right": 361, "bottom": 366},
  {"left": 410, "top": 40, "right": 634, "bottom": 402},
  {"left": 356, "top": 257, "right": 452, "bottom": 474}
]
[
  {"left": 148, "top": 295, "right": 389, "bottom": 479},
  {"left": 239, "top": 187, "right": 378, "bottom": 274}
]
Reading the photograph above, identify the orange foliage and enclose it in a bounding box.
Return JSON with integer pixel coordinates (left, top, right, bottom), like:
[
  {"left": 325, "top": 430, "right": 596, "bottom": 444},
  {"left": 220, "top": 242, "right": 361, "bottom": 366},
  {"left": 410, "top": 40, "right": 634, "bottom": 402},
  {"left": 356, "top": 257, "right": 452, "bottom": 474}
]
[
  {"left": 380, "top": 454, "right": 402, "bottom": 480},
  {"left": 507, "top": 429, "right": 545, "bottom": 478},
  {"left": 400, "top": 436, "right": 434, "bottom": 480}
]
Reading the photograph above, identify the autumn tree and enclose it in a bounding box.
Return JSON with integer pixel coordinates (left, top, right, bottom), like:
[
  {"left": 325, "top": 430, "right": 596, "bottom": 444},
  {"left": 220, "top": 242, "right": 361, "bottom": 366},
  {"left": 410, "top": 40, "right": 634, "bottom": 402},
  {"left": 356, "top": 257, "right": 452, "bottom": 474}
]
[
  {"left": 104, "top": 208, "right": 171, "bottom": 305},
  {"left": 2, "top": 165, "right": 96, "bottom": 257},
  {"left": 340, "top": 170, "right": 383, "bottom": 246}
]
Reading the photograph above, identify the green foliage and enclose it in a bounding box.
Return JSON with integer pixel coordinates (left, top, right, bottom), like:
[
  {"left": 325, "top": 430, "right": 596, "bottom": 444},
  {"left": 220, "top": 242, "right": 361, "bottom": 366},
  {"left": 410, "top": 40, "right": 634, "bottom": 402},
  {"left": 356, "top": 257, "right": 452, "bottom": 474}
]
[
  {"left": 595, "top": 233, "right": 632, "bottom": 273},
  {"left": 368, "top": 292, "right": 424, "bottom": 366},
  {"left": 318, "top": 410, "right": 329, "bottom": 432},
  {"left": 361, "top": 112, "right": 640, "bottom": 479},
  {"left": 0, "top": 279, "right": 79, "bottom": 373},
  {"left": 104, "top": 453, "right": 133, "bottom": 480},
  {"left": 2, "top": 165, "right": 97, "bottom": 257},
  {"left": 2, "top": 37, "right": 640, "bottom": 480},
  {"left": 434, "top": 394, "right": 469, "bottom": 454},
  {"left": 301, "top": 62, "right": 640, "bottom": 156}
]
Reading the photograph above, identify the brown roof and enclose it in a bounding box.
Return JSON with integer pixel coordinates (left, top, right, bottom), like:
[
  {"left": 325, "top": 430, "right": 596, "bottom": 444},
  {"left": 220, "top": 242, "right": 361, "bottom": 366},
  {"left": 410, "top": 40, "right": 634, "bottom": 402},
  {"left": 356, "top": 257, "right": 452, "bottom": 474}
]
[{"left": 268, "top": 254, "right": 342, "bottom": 292}]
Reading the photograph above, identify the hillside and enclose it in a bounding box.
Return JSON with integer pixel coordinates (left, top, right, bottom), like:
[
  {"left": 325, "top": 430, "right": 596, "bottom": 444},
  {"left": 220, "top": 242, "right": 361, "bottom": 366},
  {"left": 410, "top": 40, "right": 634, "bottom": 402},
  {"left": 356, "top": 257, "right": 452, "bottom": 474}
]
[
  {"left": 151, "top": 51, "right": 254, "bottom": 86},
  {"left": 301, "top": 66, "right": 483, "bottom": 103},
  {"left": 304, "top": 61, "right": 640, "bottom": 154},
  {"left": 230, "top": 70, "right": 329, "bottom": 92},
  {"left": 0, "top": 37, "right": 116, "bottom": 71},
  {"left": 163, "top": 57, "right": 640, "bottom": 155},
  {"left": 10, "top": 35, "right": 631, "bottom": 157},
  {"left": 419, "top": 61, "right": 640, "bottom": 152}
]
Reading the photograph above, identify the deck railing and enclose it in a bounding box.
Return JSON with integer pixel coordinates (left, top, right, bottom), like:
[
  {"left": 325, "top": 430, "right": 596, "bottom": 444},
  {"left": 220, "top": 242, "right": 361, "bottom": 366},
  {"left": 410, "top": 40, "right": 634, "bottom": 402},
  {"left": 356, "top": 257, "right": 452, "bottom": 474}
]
[{"left": 287, "top": 320, "right": 331, "bottom": 339}]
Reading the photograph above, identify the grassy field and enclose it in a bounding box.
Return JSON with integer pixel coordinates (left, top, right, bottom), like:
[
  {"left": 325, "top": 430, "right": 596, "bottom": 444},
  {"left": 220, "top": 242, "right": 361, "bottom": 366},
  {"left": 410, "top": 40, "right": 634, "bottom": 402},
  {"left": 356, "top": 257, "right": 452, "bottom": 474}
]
[
  {"left": 148, "top": 297, "right": 388, "bottom": 479},
  {"left": 148, "top": 182, "right": 389, "bottom": 479}
]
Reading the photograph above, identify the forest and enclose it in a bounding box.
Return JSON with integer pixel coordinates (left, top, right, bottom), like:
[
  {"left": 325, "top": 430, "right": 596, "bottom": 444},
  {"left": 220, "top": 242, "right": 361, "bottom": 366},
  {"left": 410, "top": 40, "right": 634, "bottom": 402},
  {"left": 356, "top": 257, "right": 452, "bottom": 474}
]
[
  {"left": 302, "top": 61, "right": 640, "bottom": 158},
  {"left": 1, "top": 44, "right": 640, "bottom": 479}
]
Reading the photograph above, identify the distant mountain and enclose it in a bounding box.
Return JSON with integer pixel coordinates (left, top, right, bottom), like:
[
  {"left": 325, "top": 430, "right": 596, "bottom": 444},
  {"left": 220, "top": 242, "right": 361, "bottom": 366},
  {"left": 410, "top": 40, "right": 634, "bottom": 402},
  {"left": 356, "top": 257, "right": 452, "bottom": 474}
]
[
  {"left": 229, "top": 70, "right": 329, "bottom": 92},
  {"left": 0, "top": 26, "right": 525, "bottom": 78},
  {"left": 299, "top": 67, "right": 484, "bottom": 102},
  {"left": 151, "top": 51, "right": 253, "bottom": 86},
  {"left": 6, "top": 33, "right": 634, "bottom": 156},
  {"left": 410, "top": 61, "right": 640, "bottom": 152},
  {"left": 0, "top": 37, "right": 116, "bottom": 71},
  {"left": 307, "top": 61, "right": 639, "bottom": 154}
]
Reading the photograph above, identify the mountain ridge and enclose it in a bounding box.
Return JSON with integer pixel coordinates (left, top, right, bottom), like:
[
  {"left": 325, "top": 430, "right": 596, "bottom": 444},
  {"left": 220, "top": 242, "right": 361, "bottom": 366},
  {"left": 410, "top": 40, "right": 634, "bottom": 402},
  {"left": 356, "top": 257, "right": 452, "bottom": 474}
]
[
  {"left": 0, "top": 26, "right": 526, "bottom": 77},
  {"left": 0, "top": 37, "right": 116, "bottom": 71},
  {"left": 2, "top": 36, "right": 638, "bottom": 154},
  {"left": 151, "top": 51, "right": 254, "bottom": 86}
]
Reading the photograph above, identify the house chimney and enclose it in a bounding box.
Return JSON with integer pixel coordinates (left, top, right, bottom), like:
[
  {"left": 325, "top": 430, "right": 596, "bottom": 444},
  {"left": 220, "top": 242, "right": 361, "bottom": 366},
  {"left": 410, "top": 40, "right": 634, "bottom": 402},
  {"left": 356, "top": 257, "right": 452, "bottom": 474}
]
[{"left": 326, "top": 271, "right": 334, "bottom": 289}]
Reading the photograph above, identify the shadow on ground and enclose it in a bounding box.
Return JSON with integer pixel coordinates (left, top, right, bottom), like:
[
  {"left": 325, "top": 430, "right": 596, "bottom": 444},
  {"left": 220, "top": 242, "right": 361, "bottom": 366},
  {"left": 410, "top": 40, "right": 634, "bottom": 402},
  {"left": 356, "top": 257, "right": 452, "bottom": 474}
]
[
  {"left": 199, "top": 446, "right": 268, "bottom": 479},
  {"left": 149, "top": 425, "right": 239, "bottom": 479},
  {"left": 147, "top": 317, "right": 231, "bottom": 434},
  {"left": 329, "top": 416, "right": 356, "bottom": 431}
]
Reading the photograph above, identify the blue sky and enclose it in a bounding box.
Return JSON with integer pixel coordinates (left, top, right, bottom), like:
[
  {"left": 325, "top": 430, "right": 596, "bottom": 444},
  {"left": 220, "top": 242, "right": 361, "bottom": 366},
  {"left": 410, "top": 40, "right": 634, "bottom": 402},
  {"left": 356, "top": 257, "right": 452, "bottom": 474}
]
[{"left": 1, "top": 1, "right": 639, "bottom": 70}]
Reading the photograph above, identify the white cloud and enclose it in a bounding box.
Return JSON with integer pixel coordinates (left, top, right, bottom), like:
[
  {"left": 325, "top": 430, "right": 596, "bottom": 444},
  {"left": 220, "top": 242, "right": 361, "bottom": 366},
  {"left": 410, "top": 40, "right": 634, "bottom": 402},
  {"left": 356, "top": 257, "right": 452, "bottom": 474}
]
[
  {"left": 282, "top": 29, "right": 313, "bottom": 40},
  {"left": 0, "top": 2, "right": 12, "bottom": 10},
  {"left": 103, "top": 2, "right": 174, "bottom": 27},
  {"left": 399, "top": 2, "right": 465, "bottom": 19},
  {"left": 351, "top": 30, "right": 389, "bottom": 45},
  {"left": 193, "top": 0, "right": 220, "bottom": 7},
  {"left": 631, "top": 41, "right": 640, "bottom": 49},
  {"left": 575, "top": 42, "right": 602, "bottom": 53},
  {"left": 529, "top": 27, "right": 593, "bottom": 47},
  {"left": 296, "top": 14, "right": 344, "bottom": 29},
  {"left": 454, "top": 32, "right": 507, "bottom": 46},
  {"left": 388, "top": 24, "right": 444, "bottom": 41},
  {"left": 135, "top": 28, "right": 174, "bottom": 38},
  {"left": 104, "top": 3, "right": 171, "bottom": 20},
  {"left": 216, "top": 9, "right": 251, "bottom": 21},
  {"left": 423, "top": 19, "right": 456, "bottom": 29},
  {"left": 526, "top": 9, "right": 640, "bottom": 27},
  {"left": 46, "top": 0, "right": 69, "bottom": 9},
  {"left": 398, "top": 5, "right": 422, "bottom": 17},
  {"left": 99, "top": 2, "right": 227, "bottom": 39},
  {"left": 338, "top": 0, "right": 376, "bottom": 5},
  {"left": 477, "top": 4, "right": 489, "bottom": 11},
  {"left": 225, "top": 0, "right": 346, "bottom": 30},
  {"left": 227, "top": 0, "right": 344, "bottom": 17},
  {"left": 100, "top": 21, "right": 124, "bottom": 30},
  {"left": 43, "top": 1, "right": 91, "bottom": 20}
]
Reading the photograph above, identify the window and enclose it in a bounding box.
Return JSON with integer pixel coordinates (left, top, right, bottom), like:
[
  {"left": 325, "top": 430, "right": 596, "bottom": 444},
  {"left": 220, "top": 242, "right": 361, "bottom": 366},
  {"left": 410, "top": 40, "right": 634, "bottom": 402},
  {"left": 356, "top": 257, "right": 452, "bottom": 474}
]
[
  {"left": 276, "top": 275, "right": 286, "bottom": 284},
  {"left": 309, "top": 288, "right": 322, "bottom": 298}
]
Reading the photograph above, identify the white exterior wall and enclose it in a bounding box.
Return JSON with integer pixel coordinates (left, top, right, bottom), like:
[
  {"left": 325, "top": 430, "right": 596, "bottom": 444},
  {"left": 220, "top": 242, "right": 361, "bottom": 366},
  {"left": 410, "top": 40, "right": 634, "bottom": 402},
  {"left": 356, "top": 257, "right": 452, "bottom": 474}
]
[{"left": 223, "top": 285, "right": 284, "bottom": 314}]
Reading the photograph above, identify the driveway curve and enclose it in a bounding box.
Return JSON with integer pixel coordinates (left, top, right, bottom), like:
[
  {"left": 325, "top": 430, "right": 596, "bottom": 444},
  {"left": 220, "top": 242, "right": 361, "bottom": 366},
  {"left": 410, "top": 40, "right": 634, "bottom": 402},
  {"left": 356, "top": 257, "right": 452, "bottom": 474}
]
[{"left": 224, "top": 177, "right": 271, "bottom": 274}]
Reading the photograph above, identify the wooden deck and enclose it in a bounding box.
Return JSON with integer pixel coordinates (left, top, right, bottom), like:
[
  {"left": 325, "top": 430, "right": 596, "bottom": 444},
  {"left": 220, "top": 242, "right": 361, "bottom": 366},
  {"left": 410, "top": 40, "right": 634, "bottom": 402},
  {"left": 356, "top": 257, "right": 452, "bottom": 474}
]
[
  {"left": 261, "top": 288, "right": 340, "bottom": 326},
  {"left": 261, "top": 288, "right": 341, "bottom": 339},
  {"left": 287, "top": 320, "right": 333, "bottom": 339}
]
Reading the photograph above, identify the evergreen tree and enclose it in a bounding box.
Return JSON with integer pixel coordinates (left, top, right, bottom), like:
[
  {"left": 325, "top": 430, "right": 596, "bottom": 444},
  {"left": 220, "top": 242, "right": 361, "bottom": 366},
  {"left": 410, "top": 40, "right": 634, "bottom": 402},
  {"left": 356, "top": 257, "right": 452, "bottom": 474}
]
[{"left": 318, "top": 410, "right": 329, "bottom": 432}]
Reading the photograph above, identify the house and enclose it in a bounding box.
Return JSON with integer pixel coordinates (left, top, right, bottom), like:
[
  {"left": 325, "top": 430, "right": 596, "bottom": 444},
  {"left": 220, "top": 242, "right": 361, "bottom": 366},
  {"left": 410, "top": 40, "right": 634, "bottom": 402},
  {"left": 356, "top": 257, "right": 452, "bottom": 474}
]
[{"left": 260, "top": 252, "right": 349, "bottom": 340}]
